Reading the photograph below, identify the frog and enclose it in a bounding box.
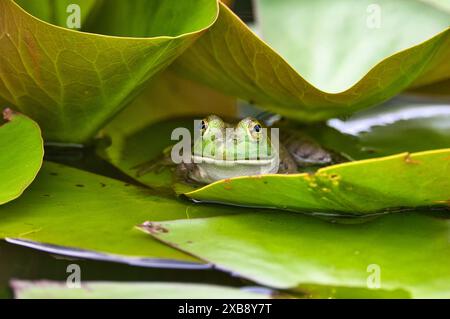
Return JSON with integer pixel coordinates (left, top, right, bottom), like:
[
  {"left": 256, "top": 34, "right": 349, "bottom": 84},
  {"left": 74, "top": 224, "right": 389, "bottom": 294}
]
[
  {"left": 135, "top": 115, "right": 347, "bottom": 184},
  {"left": 185, "top": 115, "right": 280, "bottom": 184}
]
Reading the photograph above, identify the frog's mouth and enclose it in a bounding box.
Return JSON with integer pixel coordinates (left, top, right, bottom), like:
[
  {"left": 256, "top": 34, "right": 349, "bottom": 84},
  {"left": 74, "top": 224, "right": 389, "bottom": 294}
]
[
  {"left": 191, "top": 155, "right": 277, "bottom": 166},
  {"left": 188, "top": 153, "right": 280, "bottom": 184},
  {"left": 191, "top": 139, "right": 277, "bottom": 165},
  {"left": 188, "top": 157, "right": 280, "bottom": 184}
]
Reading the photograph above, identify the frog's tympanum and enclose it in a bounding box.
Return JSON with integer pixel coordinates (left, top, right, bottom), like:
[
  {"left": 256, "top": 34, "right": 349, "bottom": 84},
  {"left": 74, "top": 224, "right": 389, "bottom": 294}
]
[{"left": 137, "top": 115, "right": 346, "bottom": 185}]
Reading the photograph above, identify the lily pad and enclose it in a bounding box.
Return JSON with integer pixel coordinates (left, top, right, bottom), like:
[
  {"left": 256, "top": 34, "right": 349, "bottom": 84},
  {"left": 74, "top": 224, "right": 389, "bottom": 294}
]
[
  {"left": 0, "top": 109, "right": 43, "bottom": 205},
  {"left": 186, "top": 149, "right": 450, "bottom": 214},
  {"left": 0, "top": 0, "right": 218, "bottom": 142},
  {"left": 142, "top": 211, "right": 450, "bottom": 298},
  {"left": 174, "top": 0, "right": 450, "bottom": 121},
  {"left": 0, "top": 161, "right": 240, "bottom": 264},
  {"left": 12, "top": 280, "right": 271, "bottom": 299}
]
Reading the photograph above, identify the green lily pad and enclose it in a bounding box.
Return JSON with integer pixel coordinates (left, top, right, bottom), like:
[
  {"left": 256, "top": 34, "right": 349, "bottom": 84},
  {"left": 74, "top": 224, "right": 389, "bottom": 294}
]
[
  {"left": 174, "top": 0, "right": 450, "bottom": 121},
  {"left": 0, "top": 0, "right": 218, "bottom": 143},
  {"left": 186, "top": 149, "right": 450, "bottom": 214},
  {"left": 12, "top": 280, "right": 271, "bottom": 299},
  {"left": 0, "top": 109, "right": 43, "bottom": 205},
  {"left": 0, "top": 161, "right": 240, "bottom": 263},
  {"left": 142, "top": 211, "right": 450, "bottom": 298}
]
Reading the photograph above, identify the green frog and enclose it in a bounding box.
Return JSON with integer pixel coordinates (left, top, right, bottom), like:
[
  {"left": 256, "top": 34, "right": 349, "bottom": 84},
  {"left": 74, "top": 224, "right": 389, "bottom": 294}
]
[{"left": 136, "top": 115, "right": 346, "bottom": 184}]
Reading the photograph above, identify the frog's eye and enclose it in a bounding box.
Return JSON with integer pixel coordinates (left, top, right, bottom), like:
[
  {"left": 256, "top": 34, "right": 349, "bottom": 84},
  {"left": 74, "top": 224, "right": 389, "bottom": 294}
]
[{"left": 250, "top": 121, "right": 263, "bottom": 139}]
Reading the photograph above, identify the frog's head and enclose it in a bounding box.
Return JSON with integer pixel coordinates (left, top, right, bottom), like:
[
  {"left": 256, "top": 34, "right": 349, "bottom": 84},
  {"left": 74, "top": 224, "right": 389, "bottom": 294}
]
[{"left": 190, "top": 115, "right": 279, "bottom": 184}]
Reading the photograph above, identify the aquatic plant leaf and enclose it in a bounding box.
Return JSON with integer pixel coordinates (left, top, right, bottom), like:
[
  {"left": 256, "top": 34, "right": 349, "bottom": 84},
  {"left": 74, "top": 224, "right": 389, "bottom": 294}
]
[
  {"left": 174, "top": 0, "right": 450, "bottom": 122},
  {"left": 186, "top": 149, "right": 450, "bottom": 214},
  {"left": 12, "top": 280, "right": 271, "bottom": 299},
  {"left": 0, "top": 162, "right": 239, "bottom": 263},
  {"left": 142, "top": 211, "right": 450, "bottom": 298},
  {"left": 0, "top": 0, "right": 218, "bottom": 142},
  {"left": 0, "top": 109, "right": 43, "bottom": 205}
]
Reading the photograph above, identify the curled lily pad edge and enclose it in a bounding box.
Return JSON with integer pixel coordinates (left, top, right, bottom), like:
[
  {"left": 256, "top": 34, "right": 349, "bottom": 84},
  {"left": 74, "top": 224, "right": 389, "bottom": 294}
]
[{"left": 9, "top": 0, "right": 221, "bottom": 41}]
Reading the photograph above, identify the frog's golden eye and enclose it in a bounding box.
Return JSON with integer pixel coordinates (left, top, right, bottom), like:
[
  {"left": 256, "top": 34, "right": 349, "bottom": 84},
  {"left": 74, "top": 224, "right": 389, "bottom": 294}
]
[{"left": 249, "top": 121, "right": 263, "bottom": 139}]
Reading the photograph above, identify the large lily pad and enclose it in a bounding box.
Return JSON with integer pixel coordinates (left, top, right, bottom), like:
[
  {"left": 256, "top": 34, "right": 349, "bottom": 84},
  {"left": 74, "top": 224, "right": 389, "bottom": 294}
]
[
  {"left": 174, "top": 0, "right": 450, "bottom": 121},
  {"left": 0, "top": 161, "right": 240, "bottom": 264},
  {"left": 142, "top": 211, "right": 450, "bottom": 298},
  {"left": 12, "top": 280, "right": 271, "bottom": 299},
  {"left": 186, "top": 149, "right": 450, "bottom": 214},
  {"left": 257, "top": 0, "right": 450, "bottom": 92},
  {"left": 0, "top": 0, "right": 218, "bottom": 143},
  {"left": 0, "top": 109, "right": 43, "bottom": 205}
]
